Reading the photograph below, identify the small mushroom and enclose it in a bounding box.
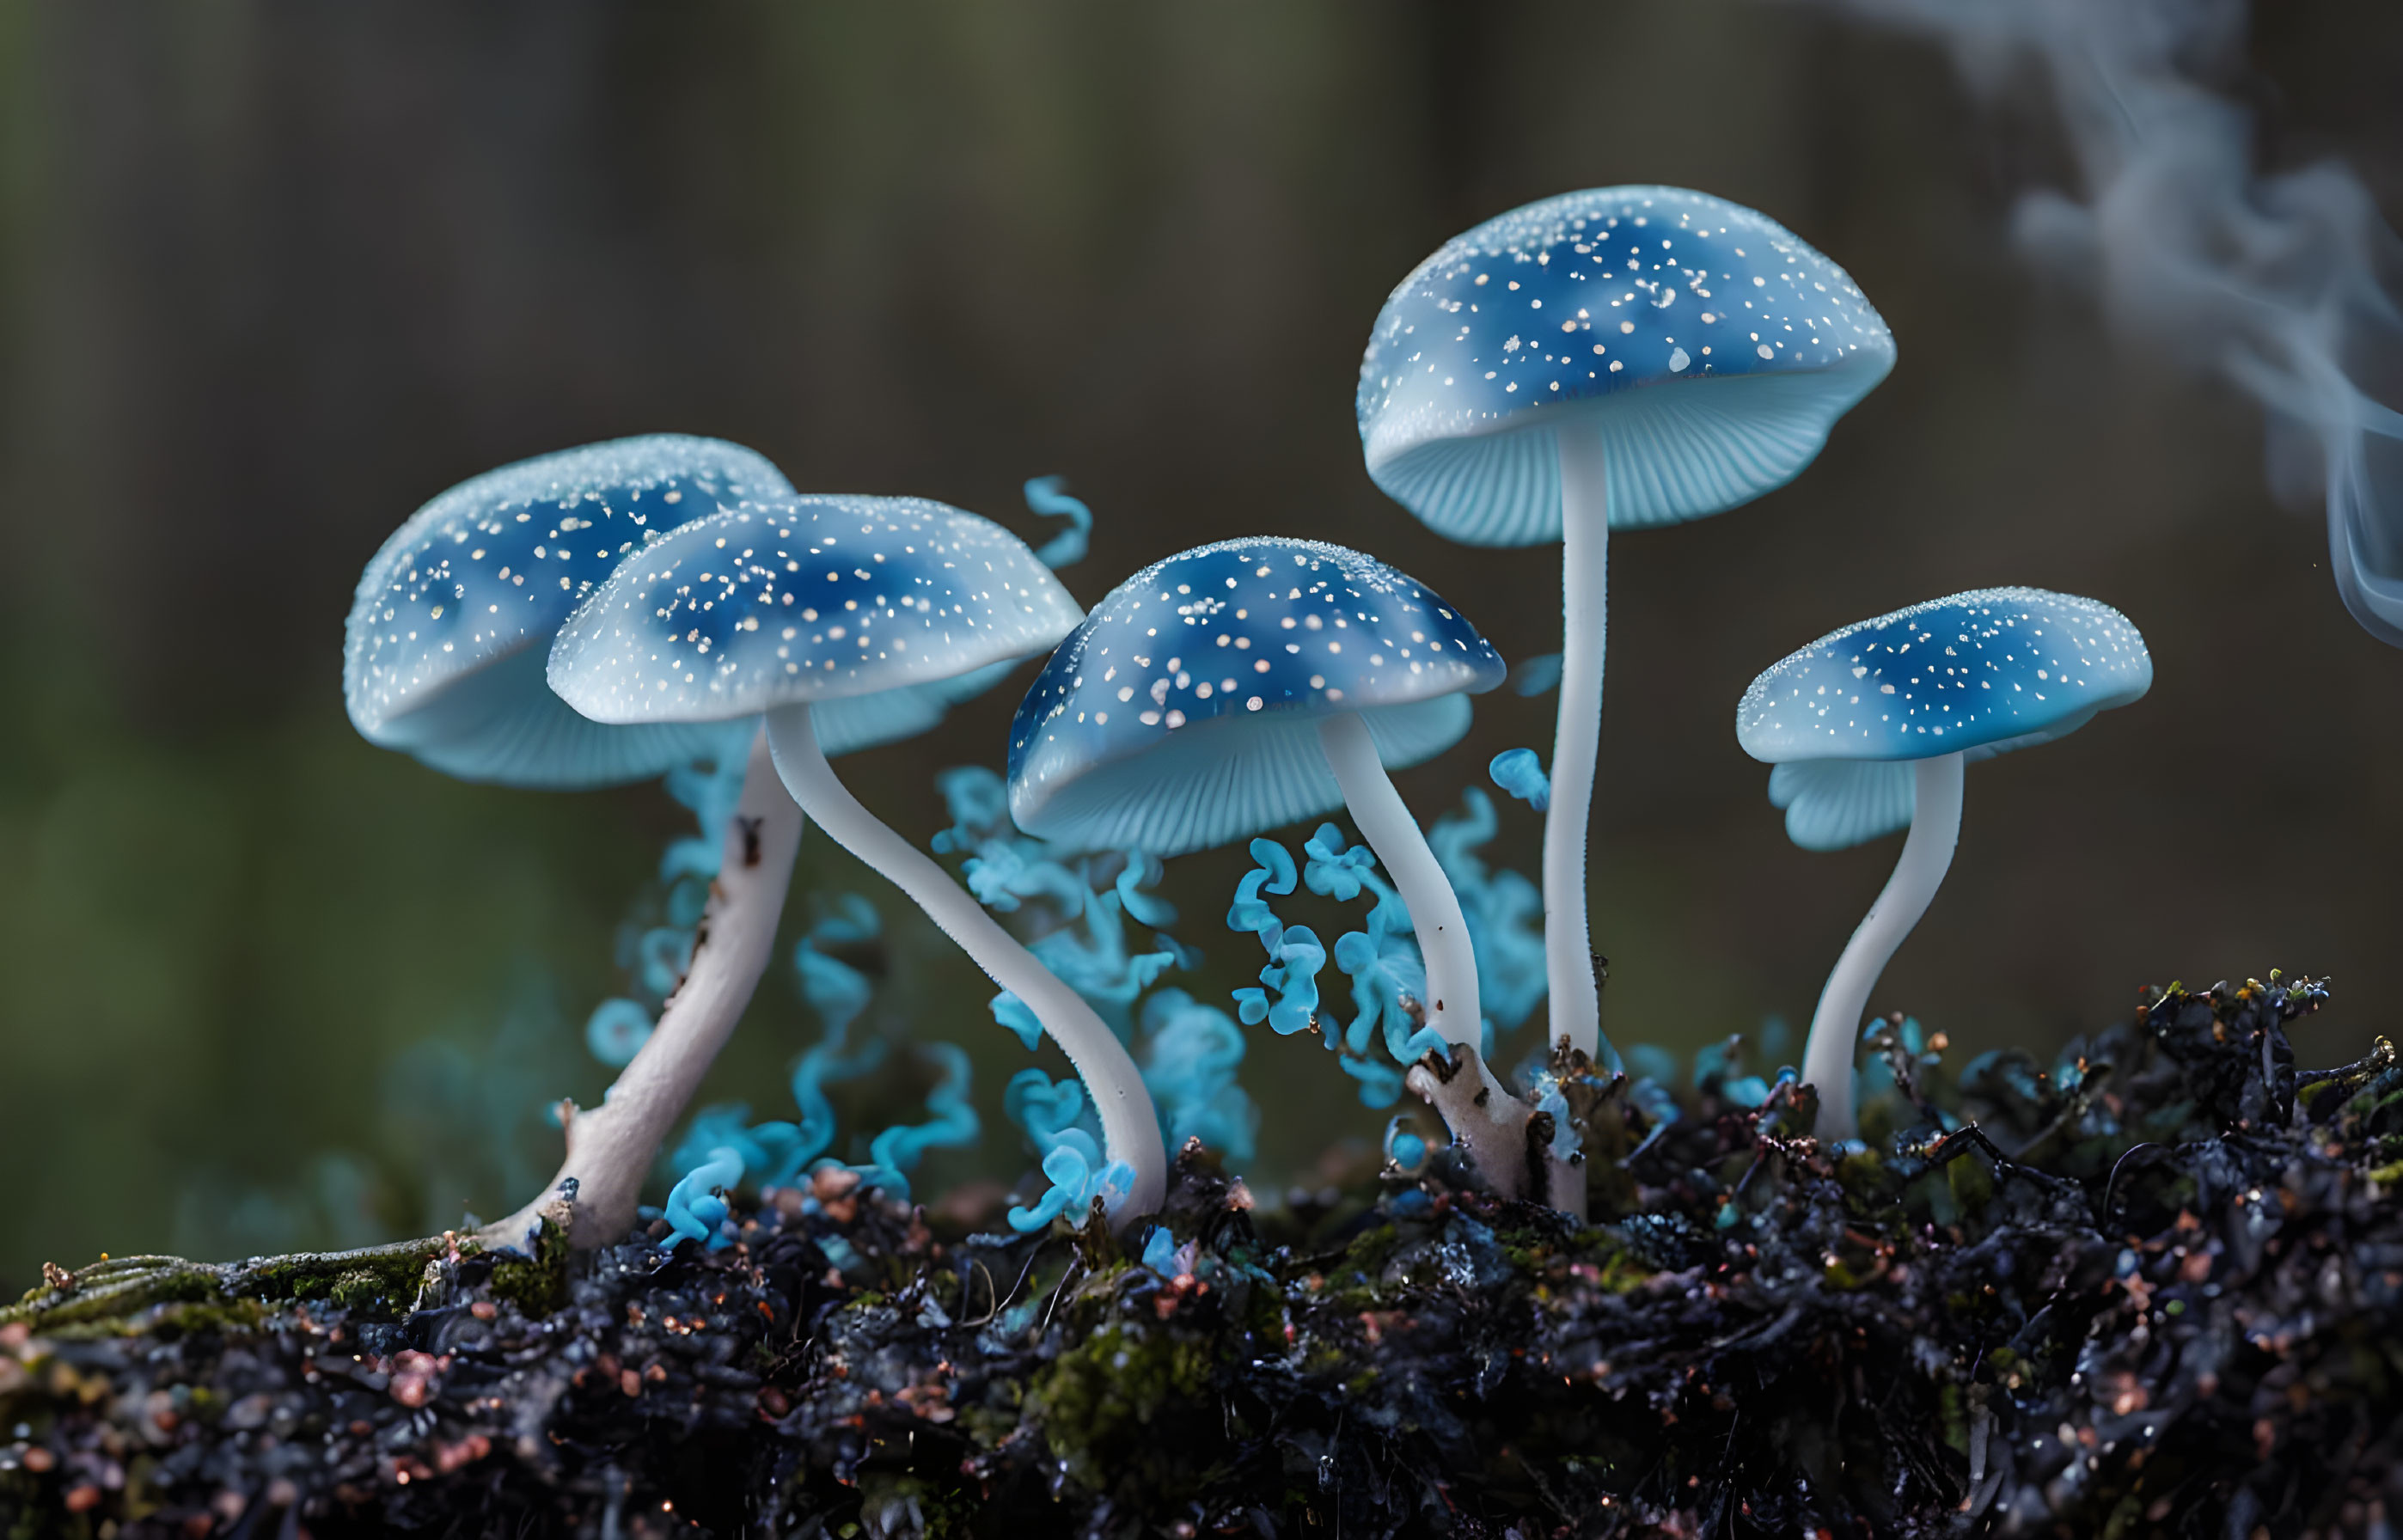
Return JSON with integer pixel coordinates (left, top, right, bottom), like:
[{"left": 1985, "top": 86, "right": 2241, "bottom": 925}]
[
  {"left": 550, "top": 494, "right": 1169, "bottom": 1226},
  {"left": 1737, "top": 587, "right": 2152, "bottom": 1140},
  {"left": 344, "top": 436, "right": 810, "bottom": 1250},
  {"left": 1006, "top": 537, "right": 1556, "bottom": 1201},
  {"left": 1358, "top": 186, "right": 1896, "bottom": 1070}
]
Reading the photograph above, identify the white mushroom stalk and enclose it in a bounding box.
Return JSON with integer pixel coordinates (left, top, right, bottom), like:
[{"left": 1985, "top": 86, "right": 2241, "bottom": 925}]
[
  {"left": 1799, "top": 752, "right": 1961, "bottom": 1141},
  {"left": 1544, "top": 420, "right": 1611, "bottom": 1066},
  {"left": 1315, "top": 712, "right": 1480, "bottom": 1047},
  {"left": 484, "top": 727, "right": 804, "bottom": 1250},
  {"left": 768, "top": 703, "right": 1165, "bottom": 1222}
]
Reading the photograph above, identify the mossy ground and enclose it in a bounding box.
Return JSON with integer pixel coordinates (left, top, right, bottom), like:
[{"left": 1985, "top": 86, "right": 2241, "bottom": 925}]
[{"left": 5, "top": 977, "right": 2402, "bottom": 1537}]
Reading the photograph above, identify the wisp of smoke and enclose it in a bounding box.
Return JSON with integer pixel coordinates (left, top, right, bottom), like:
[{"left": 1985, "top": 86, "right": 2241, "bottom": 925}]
[{"left": 1818, "top": 0, "right": 2403, "bottom": 643}]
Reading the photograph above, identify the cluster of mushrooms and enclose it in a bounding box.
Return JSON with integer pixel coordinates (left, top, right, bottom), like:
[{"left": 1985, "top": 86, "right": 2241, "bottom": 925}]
[{"left": 342, "top": 186, "right": 2153, "bottom": 1249}]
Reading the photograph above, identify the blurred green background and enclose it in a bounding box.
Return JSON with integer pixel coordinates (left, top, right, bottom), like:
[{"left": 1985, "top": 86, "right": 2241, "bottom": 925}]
[{"left": 3, "top": 3, "right": 2399, "bottom": 1294}]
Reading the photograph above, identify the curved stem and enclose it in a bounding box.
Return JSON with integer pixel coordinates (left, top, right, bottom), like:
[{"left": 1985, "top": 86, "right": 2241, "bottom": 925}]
[
  {"left": 484, "top": 724, "right": 804, "bottom": 1251},
  {"left": 1545, "top": 419, "right": 1612, "bottom": 1067},
  {"left": 764, "top": 702, "right": 1166, "bottom": 1226},
  {"left": 1803, "top": 752, "right": 1965, "bottom": 1141},
  {"left": 1317, "top": 712, "right": 1480, "bottom": 1047}
]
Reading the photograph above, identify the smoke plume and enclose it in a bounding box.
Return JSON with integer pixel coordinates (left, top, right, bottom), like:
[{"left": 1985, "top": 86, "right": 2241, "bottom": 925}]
[{"left": 1819, "top": 0, "right": 2403, "bottom": 644}]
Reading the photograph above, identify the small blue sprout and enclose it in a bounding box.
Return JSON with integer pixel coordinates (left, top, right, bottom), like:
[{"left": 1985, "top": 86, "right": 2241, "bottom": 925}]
[
  {"left": 1384, "top": 1115, "right": 1429, "bottom": 1175},
  {"left": 660, "top": 1145, "right": 743, "bottom": 1251},
  {"left": 584, "top": 998, "right": 653, "bottom": 1068},
  {"left": 1226, "top": 837, "right": 1299, "bottom": 945},
  {"left": 1001, "top": 1068, "right": 1134, "bottom": 1232},
  {"left": 1232, "top": 823, "right": 1452, "bottom": 1109},
  {"left": 1489, "top": 749, "right": 1550, "bottom": 812},
  {"left": 1509, "top": 652, "right": 1563, "bottom": 696},
  {"left": 1226, "top": 837, "right": 1326, "bottom": 1036},
  {"left": 1022, "top": 475, "right": 1093, "bottom": 570},
  {"left": 1140, "top": 1225, "right": 1181, "bottom": 1274}
]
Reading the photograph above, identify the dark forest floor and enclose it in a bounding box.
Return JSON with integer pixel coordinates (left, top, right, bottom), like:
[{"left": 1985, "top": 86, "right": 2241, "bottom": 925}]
[{"left": 6, "top": 977, "right": 2402, "bottom": 1538}]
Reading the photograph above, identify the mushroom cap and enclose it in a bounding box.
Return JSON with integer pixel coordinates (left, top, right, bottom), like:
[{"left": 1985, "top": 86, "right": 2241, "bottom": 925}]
[
  {"left": 344, "top": 435, "right": 792, "bottom": 788},
  {"left": 1737, "top": 587, "right": 2152, "bottom": 850},
  {"left": 548, "top": 497, "right": 1081, "bottom": 730},
  {"left": 1006, "top": 537, "right": 1503, "bottom": 856},
  {"left": 1357, "top": 186, "right": 1895, "bottom": 547}
]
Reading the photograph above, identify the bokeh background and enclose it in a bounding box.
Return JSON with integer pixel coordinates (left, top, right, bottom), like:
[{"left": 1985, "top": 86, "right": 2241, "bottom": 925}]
[{"left": 3, "top": 2, "right": 2398, "bottom": 1294}]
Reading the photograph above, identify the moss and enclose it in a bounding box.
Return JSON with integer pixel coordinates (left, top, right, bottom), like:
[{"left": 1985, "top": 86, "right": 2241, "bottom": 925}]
[
  {"left": 2, "top": 1261, "right": 223, "bottom": 1336},
  {"left": 486, "top": 1220, "right": 571, "bottom": 1317},
  {"left": 229, "top": 1238, "right": 445, "bottom": 1316},
  {"left": 854, "top": 1472, "right": 978, "bottom": 1537},
  {"left": 1025, "top": 1317, "right": 1214, "bottom": 1495}
]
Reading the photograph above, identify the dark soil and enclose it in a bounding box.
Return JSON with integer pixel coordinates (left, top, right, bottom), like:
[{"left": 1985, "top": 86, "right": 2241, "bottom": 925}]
[{"left": 6, "top": 976, "right": 2402, "bottom": 1537}]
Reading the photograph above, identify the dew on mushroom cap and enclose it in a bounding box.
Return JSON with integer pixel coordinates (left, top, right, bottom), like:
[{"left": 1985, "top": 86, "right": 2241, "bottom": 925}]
[
  {"left": 1005, "top": 536, "right": 1506, "bottom": 856},
  {"left": 1356, "top": 185, "right": 1897, "bottom": 545},
  {"left": 343, "top": 434, "right": 790, "bottom": 788}
]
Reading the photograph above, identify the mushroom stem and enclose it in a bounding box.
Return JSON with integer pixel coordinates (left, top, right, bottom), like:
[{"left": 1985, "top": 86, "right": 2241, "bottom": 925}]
[
  {"left": 484, "top": 724, "right": 804, "bottom": 1252},
  {"left": 1545, "top": 419, "right": 1615, "bottom": 1069},
  {"left": 1802, "top": 751, "right": 1965, "bottom": 1141},
  {"left": 764, "top": 701, "right": 1167, "bottom": 1226},
  {"left": 1316, "top": 712, "right": 1481, "bottom": 1048}
]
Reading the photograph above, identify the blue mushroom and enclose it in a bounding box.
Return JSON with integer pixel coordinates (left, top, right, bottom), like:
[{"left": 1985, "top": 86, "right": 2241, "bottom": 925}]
[
  {"left": 1006, "top": 537, "right": 1501, "bottom": 1049},
  {"left": 345, "top": 435, "right": 785, "bottom": 787},
  {"left": 1008, "top": 539, "right": 1572, "bottom": 1201},
  {"left": 344, "top": 437, "right": 813, "bottom": 1250},
  {"left": 1738, "top": 587, "right": 2152, "bottom": 1140},
  {"left": 550, "top": 494, "right": 1169, "bottom": 1227},
  {"left": 1359, "top": 186, "right": 1895, "bottom": 1070}
]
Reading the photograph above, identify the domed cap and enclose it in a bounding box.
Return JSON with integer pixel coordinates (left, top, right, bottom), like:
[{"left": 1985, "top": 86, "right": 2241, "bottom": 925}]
[
  {"left": 344, "top": 435, "right": 790, "bottom": 787},
  {"left": 548, "top": 496, "right": 1081, "bottom": 748},
  {"left": 1737, "top": 587, "right": 2152, "bottom": 850},
  {"left": 1358, "top": 186, "right": 1895, "bottom": 547},
  {"left": 1007, "top": 538, "right": 1503, "bottom": 856}
]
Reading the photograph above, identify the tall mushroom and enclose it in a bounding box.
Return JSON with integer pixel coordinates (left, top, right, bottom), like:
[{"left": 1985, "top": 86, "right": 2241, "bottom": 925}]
[
  {"left": 1357, "top": 186, "right": 1896, "bottom": 1069},
  {"left": 549, "top": 495, "right": 1170, "bottom": 1226},
  {"left": 1737, "top": 587, "right": 2152, "bottom": 1140},
  {"left": 1005, "top": 537, "right": 1554, "bottom": 1202}
]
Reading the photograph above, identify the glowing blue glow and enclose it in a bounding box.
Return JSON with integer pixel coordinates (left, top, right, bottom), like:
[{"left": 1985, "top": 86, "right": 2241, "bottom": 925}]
[
  {"left": 583, "top": 999, "right": 652, "bottom": 1068},
  {"left": 854, "top": 1042, "right": 980, "bottom": 1203},
  {"left": 1489, "top": 748, "right": 1550, "bottom": 811},
  {"left": 1428, "top": 789, "right": 1549, "bottom": 1036},
  {"left": 660, "top": 1145, "right": 743, "bottom": 1251},
  {"left": 1022, "top": 475, "right": 1093, "bottom": 569},
  {"left": 1138, "top": 988, "right": 1258, "bottom": 1162}
]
